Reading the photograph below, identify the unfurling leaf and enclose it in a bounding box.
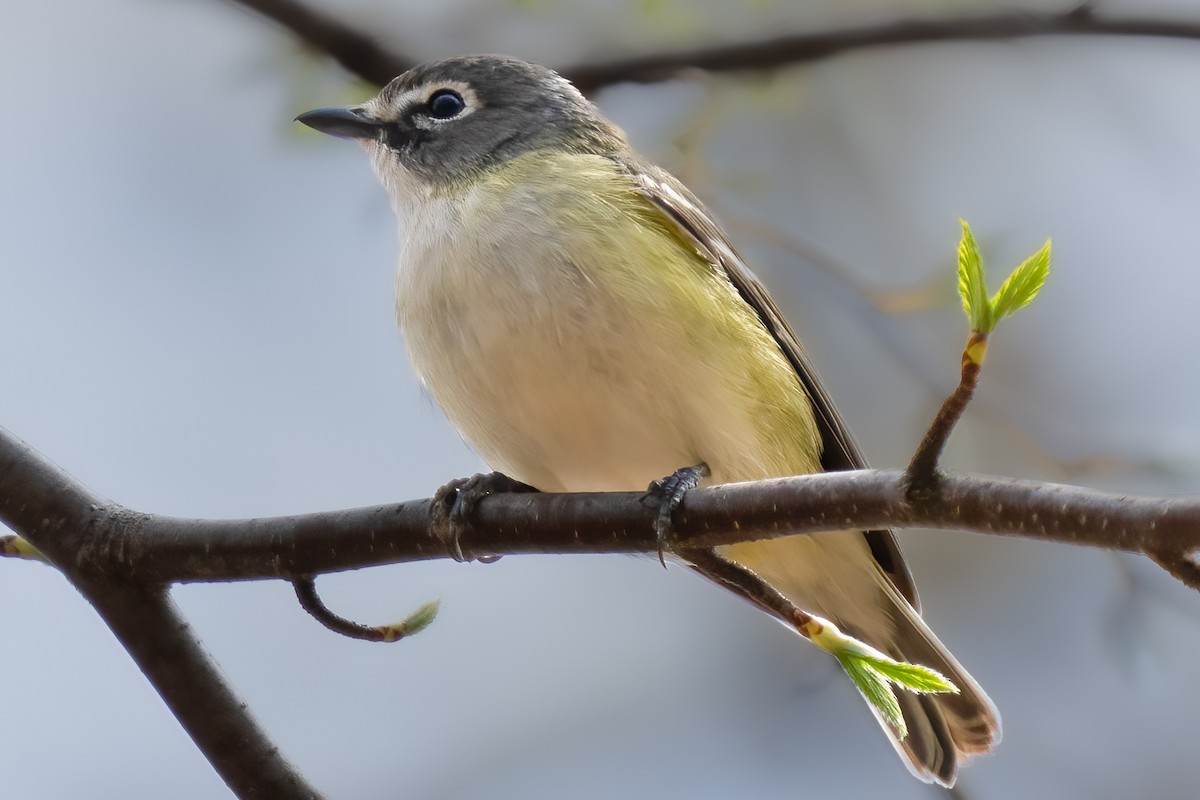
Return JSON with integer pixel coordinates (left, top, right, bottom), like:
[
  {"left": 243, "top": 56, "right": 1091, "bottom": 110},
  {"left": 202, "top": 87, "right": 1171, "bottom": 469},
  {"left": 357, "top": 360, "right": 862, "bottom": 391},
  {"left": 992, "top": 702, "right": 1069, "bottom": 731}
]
[
  {"left": 379, "top": 599, "right": 441, "bottom": 641},
  {"left": 839, "top": 653, "right": 906, "bottom": 736},
  {"left": 956, "top": 219, "right": 991, "bottom": 333},
  {"left": 992, "top": 238, "right": 1052, "bottom": 321},
  {"left": 955, "top": 220, "right": 1052, "bottom": 333},
  {"left": 807, "top": 615, "right": 958, "bottom": 739}
]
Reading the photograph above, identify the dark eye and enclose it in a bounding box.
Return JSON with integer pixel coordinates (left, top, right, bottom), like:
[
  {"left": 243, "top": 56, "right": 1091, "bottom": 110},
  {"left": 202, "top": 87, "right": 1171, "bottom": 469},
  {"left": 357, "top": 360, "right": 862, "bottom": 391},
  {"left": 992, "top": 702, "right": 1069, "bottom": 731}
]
[{"left": 428, "top": 89, "right": 465, "bottom": 120}]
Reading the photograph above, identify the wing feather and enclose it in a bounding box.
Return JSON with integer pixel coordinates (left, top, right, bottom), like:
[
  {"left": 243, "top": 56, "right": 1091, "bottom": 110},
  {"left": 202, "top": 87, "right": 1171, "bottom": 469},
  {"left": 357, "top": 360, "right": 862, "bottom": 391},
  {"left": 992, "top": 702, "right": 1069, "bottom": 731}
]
[{"left": 626, "top": 161, "right": 919, "bottom": 609}]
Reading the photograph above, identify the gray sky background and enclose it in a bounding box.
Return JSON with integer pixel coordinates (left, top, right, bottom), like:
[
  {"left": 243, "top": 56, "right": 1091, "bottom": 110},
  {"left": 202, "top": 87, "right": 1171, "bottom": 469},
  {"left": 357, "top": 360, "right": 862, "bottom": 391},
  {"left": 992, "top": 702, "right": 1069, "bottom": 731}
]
[{"left": 5, "top": 0, "right": 1200, "bottom": 797}]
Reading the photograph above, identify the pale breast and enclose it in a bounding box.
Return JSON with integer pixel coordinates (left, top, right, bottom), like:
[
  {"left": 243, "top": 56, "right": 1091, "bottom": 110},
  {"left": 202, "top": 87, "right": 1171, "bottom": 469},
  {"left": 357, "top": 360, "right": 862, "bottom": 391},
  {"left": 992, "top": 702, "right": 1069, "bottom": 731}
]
[{"left": 390, "top": 152, "right": 821, "bottom": 493}]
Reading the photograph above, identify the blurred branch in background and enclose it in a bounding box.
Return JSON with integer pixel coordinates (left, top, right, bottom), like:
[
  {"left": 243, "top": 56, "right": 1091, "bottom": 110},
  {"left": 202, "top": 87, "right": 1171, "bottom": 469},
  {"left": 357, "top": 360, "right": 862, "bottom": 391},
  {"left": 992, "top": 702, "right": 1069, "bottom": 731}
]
[
  {"left": 226, "top": 0, "right": 417, "bottom": 83},
  {"left": 228, "top": 0, "right": 1200, "bottom": 91}
]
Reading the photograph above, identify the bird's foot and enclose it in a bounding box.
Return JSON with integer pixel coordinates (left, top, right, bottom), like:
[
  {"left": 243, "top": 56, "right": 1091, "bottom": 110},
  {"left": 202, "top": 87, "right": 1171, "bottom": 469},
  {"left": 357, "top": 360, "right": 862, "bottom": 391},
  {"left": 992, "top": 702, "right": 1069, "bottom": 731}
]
[
  {"left": 430, "top": 472, "right": 536, "bottom": 562},
  {"left": 644, "top": 463, "right": 709, "bottom": 568}
]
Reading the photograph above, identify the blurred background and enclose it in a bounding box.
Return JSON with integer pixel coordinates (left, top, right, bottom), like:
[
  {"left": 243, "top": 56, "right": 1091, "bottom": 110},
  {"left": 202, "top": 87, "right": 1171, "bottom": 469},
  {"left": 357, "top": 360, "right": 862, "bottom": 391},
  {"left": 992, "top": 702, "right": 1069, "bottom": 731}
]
[{"left": 4, "top": 0, "right": 1200, "bottom": 797}]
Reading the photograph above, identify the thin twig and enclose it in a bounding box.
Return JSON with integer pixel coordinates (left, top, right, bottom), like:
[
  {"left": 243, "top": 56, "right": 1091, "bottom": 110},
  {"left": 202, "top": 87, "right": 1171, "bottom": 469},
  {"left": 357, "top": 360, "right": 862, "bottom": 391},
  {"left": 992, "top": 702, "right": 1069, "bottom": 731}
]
[
  {"left": 293, "top": 575, "right": 396, "bottom": 641},
  {"left": 292, "top": 576, "right": 439, "bottom": 642},
  {"left": 906, "top": 331, "right": 987, "bottom": 497}
]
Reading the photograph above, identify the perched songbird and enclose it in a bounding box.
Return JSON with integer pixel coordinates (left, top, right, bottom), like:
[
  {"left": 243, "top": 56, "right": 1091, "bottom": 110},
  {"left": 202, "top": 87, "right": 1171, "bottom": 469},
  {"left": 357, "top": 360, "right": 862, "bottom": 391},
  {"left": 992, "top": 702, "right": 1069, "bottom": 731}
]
[{"left": 297, "top": 54, "right": 999, "bottom": 785}]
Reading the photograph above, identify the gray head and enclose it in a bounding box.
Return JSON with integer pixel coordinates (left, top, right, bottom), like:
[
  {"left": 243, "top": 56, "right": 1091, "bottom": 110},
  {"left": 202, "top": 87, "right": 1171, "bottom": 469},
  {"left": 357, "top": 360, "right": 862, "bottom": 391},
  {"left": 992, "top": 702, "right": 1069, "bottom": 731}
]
[{"left": 297, "top": 55, "right": 626, "bottom": 189}]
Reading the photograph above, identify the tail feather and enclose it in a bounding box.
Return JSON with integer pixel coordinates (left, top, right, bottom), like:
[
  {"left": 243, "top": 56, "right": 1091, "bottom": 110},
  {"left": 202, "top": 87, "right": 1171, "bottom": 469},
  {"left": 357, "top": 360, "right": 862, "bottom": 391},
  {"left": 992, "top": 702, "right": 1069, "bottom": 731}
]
[
  {"left": 867, "top": 584, "right": 1001, "bottom": 785},
  {"left": 867, "top": 567, "right": 1001, "bottom": 774},
  {"left": 710, "top": 532, "right": 1001, "bottom": 786},
  {"left": 886, "top": 692, "right": 956, "bottom": 784}
]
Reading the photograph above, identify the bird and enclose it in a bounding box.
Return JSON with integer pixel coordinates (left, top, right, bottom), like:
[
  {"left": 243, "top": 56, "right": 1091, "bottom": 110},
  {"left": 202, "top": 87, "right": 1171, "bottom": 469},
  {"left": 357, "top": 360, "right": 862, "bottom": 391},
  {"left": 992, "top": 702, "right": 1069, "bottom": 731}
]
[{"left": 296, "top": 54, "right": 999, "bottom": 786}]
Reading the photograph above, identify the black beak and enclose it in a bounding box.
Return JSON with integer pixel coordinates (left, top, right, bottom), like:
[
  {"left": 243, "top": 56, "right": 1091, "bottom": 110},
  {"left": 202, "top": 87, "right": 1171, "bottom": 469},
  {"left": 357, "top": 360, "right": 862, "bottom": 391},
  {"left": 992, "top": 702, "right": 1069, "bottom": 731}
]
[{"left": 295, "top": 106, "right": 385, "bottom": 141}]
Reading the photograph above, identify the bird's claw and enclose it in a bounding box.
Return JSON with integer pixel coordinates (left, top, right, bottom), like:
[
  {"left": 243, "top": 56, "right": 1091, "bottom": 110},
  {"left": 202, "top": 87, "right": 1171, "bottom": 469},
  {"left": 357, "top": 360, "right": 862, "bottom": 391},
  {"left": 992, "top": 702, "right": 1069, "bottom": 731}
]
[
  {"left": 645, "top": 463, "right": 709, "bottom": 568},
  {"left": 430, "top": 472, "right": 535, "bottom": 562}
]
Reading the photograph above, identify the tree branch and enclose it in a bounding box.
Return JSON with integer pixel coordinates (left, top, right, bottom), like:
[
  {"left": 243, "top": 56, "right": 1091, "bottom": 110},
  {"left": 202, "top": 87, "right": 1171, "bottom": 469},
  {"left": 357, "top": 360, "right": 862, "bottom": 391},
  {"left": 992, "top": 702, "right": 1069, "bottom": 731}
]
[
  {"left": 3, "top": 424, "right": 1194, "bottom": 589},
  {"left": 81, "top": 581, "right": 326, "bottom": 799},
  {"left": 227, "top": 1, "right": 1200, "bottom": 92},
  {"left": 0, "top": 430, "right": 327, "bottom": 800},
  {"left": 292, "top": 575, "right": 440, "bottom": 642},
  {"left": 147, "top": 469, "right": 1200, "bottom": 590}
]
